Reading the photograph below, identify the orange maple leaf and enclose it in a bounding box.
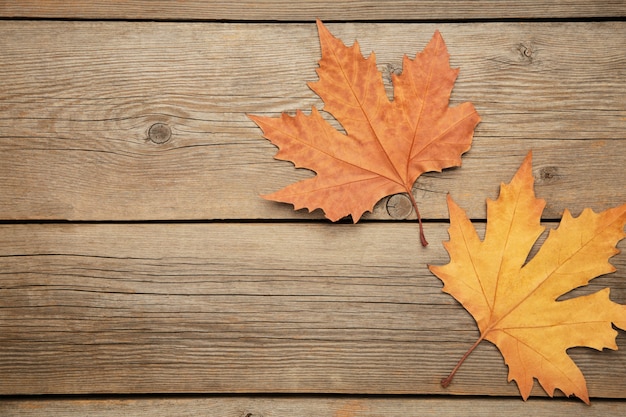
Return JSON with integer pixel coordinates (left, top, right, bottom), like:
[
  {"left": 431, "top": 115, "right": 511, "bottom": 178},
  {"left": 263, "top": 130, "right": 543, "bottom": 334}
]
[
  {"left": 429, "top": 152, "right": 626, "bottom": 404},
  {"left": 249, "top": 21, "right": 480, "bottom": 245}
]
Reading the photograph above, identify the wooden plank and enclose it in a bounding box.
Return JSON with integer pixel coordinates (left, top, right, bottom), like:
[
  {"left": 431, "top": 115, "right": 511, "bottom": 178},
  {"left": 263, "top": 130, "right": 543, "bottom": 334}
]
[
  {"left": 1, "top": 223, "right": 625, "bottom": 397},
  {"left": 1, "top": 21, "right": 624, "bottom": 221},
  {"left": 1, "top": 396, "right": 625, "bottom": 416},
  {"left": 1, "top": 0, "right": 624, "bottom": 20}
]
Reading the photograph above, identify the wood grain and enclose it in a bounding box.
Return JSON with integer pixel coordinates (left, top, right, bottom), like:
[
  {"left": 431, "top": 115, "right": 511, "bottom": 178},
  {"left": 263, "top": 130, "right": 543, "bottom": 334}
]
[
  {"left": 1, "top": 0, "right": 624, "bottom": 20},
  {"left": 2, "top": 1, "right": 625, "bottom": 412},
  {"left": 1, "top": 21, "right": 624, "bottom": 221},
  {"left": 1, "top": 396, "right": 625, "bottom": 417},
  {"left": 1, "top": 223, "right": 625, "bottom": 397}
]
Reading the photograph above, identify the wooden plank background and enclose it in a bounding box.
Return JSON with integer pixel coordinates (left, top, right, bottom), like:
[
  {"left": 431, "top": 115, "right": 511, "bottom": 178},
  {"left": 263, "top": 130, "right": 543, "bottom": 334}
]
[
  {"left": 1, "top": 396, "right": 624, "bottom": 417},
  {"left": 1, "top": 21, "right": 624, "bottom": 221},
  {"left": 0, "top": 223, "right": 625, "bottom": 397},
  {"left": 1, "top": 0, "right": 625, "bottom": 20},
  {"left": 1, "top": 1, "right": 625, "bottom": 414}
]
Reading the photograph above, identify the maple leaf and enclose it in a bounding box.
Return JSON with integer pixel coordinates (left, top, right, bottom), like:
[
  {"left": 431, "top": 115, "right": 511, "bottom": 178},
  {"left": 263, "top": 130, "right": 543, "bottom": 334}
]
[
  {"left": 249, "top": 21, "right": 480, "bottom": 245},
  {"left": 429, "top": 152, "right": 626, "bottom": 404}
]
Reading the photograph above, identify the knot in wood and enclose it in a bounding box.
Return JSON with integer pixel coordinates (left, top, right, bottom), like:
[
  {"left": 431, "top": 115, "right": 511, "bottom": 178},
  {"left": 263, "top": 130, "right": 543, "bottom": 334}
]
[
  {"left": 538, "top": 166, "right": 561, "bottom": 184},
  {"left": 381, "top": 63, "right": 401, "bottom": 85},
  {"left": 148, "top": 122, "right": 171, "bottom": 144},
  {"left": 242, "top": 412, "right": 263, "bottom": 417},
  {"left": 386, "top": 194, "right": 413, "bottom": 219},
  {"left": 517, "top": 42, "right": 535, "bottom": 63}
]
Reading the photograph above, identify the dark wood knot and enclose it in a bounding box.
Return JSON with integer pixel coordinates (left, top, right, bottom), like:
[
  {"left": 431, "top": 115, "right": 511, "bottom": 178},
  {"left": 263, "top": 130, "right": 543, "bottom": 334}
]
[
  {"left": 538, "top": 166, "right": 561, "bottom": 184},
  {"left": 148, "top": 123, "right": 172, "bottom": 144},
  {"left": 517, "top": 42, "right": 535, "bottom": 63},
  {"left": 386, "top": 194, "right": 413, "bottom": 219}
]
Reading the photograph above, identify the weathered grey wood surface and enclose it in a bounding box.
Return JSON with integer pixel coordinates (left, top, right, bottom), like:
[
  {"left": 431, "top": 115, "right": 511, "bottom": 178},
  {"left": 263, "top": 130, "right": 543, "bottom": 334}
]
[
  {"left": 0, "top": 396, "right": 624, "bottom": 417},
  {"left": 1, "top": 0, "right": 624, "bottom": 20},
  {"left": 1, "top": 1, "right": 625, "bottom": 415},
  {"left": 0, "top": 223, "right": 625, "bottom": 398},
  {"left": 1, "top": 21, "right": 624, "bottom": 221}
]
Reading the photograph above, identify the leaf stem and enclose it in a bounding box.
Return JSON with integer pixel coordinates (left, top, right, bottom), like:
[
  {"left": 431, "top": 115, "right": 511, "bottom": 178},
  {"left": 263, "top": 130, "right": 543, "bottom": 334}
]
[
  {"left": 441, "top": 335, "right": 485, "bottom": 388},
  {"left": 406, "top": 190, "right": 428, "bottom": 246}
]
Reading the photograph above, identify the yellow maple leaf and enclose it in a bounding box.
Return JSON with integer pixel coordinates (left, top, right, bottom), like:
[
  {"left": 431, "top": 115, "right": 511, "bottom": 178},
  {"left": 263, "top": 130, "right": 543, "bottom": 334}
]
[{"left": 429, "top": 151, "right": 626, "bottom": 403}]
